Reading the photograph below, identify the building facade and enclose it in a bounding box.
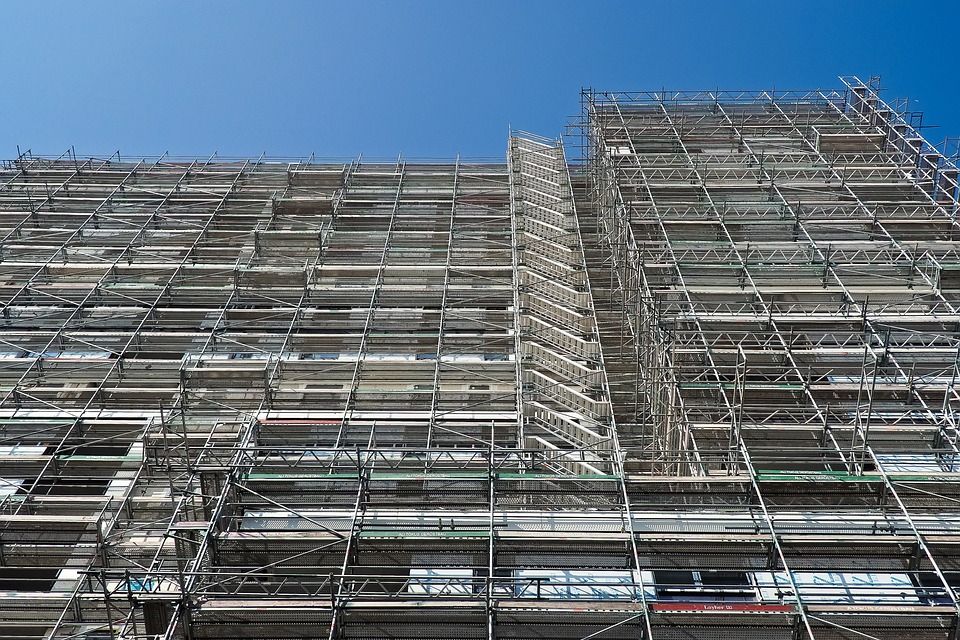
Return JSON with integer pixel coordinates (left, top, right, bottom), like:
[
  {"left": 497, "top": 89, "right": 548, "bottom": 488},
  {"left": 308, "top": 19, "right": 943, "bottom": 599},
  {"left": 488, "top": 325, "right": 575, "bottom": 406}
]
[{"left": 0, "top": 76, "right": 959, "bottom": 639}]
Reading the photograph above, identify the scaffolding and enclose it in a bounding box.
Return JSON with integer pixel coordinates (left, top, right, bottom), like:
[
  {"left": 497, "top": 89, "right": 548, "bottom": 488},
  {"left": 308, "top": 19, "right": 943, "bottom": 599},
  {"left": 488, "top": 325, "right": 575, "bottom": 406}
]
[
  {"left": 0, "top": 76, "right": 957, "bottom": 639},
  {"left": 580, "top": 76, "right": 960, "bottom": 638}
]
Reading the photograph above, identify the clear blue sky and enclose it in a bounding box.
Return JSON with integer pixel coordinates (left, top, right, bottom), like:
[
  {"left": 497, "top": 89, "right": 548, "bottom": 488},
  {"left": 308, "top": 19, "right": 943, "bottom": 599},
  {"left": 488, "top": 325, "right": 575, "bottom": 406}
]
[{"left": 2, "top": 1, "right": 958, "bottom": 160}]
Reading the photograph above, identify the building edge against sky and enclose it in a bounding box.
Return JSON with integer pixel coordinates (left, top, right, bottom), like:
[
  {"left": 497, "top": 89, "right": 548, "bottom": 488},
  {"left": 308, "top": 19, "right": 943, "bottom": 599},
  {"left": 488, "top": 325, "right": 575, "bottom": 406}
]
[{"left": 0, "top": 75, "right": 959, "bottom": 639}]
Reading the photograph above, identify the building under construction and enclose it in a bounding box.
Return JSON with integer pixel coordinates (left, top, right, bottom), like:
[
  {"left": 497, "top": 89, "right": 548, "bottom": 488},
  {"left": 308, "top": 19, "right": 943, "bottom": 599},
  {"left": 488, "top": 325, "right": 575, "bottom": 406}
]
[{"left": 0, "top": 76, "right": 959, "bottom": 639}]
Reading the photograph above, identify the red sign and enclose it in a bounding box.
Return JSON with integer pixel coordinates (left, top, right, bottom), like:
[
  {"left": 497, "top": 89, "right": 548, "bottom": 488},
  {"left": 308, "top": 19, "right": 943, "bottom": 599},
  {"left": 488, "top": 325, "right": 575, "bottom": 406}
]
[
  {"left": 652, "top": 602, "right": 794, "bottom": 614},
  {"left": 257, "top": 418, "right": 342, "bottom": 425}
]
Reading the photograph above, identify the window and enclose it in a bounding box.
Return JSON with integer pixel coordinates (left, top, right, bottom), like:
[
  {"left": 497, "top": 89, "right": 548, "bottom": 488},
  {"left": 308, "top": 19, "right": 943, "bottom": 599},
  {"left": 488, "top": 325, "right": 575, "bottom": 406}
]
[
  {"left": 0, "top": 568, "right": 59, "bottom": 592},
  {"left": 913, "top": 572, "right": 959, "bottom": 605},
  {"left": 653, "top": 570, "right": 754, "bottom": 602},
  {"left": 61, "top": 443, "right": 130, "bottom": 457},
  {"left": 33, "top": 478, "right": 111, "bottom": 496},
  {"left": 127, "top": 576, "right": 155, "bottom": 592},
  {"left": 514, "top": 570, "right": 637, "bottom": 600},
  {"left": 408, "top": 569, "right": 474, "bottom": 596},
  {"left": 756, "top": 571, "right": 919, "bottom": 605},
  {"left": 0, "top": 445, "right": 47, "bottom": 457},
  {"left": 57, "top": 351, "right": 111, "bottom": 359},
  {"left": 0, "top": 479, "right": 22, "bottom": 496},
  {"left": 874, "top": 453, "right": 944, "bottom": 473}
]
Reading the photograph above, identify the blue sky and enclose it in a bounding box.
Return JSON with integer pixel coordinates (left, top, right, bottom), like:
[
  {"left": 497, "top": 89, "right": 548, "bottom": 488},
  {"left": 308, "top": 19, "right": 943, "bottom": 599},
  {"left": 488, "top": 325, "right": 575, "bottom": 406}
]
[{"left": 2, "top": 1, "right": 958, "bottom": 160}]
